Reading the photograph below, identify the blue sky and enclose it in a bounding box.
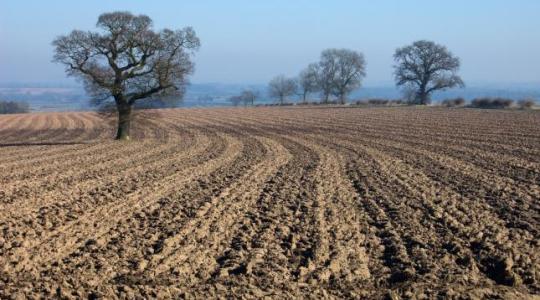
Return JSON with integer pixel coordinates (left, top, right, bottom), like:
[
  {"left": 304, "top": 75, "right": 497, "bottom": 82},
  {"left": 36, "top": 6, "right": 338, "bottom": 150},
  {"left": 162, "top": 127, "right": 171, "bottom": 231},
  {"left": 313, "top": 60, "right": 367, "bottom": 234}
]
[{"left": 1, "top": 0, "right": 539, "bottom": 85}]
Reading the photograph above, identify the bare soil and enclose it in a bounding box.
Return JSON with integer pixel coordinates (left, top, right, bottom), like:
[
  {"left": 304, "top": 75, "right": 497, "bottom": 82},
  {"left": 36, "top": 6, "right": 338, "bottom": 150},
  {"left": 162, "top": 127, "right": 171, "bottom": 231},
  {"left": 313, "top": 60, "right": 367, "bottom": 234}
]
[{"left": 0, "top": 107, "right": 539, "bottom": 299}]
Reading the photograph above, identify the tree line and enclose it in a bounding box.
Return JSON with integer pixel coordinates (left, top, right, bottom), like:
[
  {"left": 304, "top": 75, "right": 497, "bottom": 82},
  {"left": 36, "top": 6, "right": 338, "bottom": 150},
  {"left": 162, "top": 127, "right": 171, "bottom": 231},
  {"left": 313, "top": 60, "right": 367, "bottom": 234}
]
[
  {"left": 51, "top": 11, "right": 466, "bottom": 140},
  {"left": 267, "top": 40, "right": 463, "bottom": 105}
]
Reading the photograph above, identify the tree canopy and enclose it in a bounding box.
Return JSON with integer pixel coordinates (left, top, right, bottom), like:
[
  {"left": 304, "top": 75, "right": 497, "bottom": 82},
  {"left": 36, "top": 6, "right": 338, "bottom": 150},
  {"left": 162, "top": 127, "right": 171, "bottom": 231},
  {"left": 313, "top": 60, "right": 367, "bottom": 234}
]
[
  {"left": 394, "top": 40, "right": 463, "bottom": 105},
  {"left": 53, "top": 11, "right": 200, "bottom": 139}
]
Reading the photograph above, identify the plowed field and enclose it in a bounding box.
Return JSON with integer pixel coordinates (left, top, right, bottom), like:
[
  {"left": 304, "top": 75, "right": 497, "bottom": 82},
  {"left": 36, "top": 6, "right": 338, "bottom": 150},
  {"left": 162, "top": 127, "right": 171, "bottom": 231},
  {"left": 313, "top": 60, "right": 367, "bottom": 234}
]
[{"left": 0, "top": 107, "right": 539, "bottom": 299}]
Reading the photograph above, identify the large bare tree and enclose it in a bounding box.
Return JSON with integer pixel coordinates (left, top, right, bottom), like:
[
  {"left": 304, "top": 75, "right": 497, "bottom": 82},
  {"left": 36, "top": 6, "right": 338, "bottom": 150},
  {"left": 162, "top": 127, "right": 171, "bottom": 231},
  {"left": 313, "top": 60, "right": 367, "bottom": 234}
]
[
  {"left": 298, "top": 63, "right": 320, "bottom": 103},
  {"left": 394, "top": 40, "right": 464, "bottom": 105},
  {"left": 52, "top": 11, "right": 200, "bottom": 140},
  {"left": 268, "top": 75, "right": 297, "bottom": 105},
  {"left": 318, "top": 49, "right": 366, "bottom": 104}
]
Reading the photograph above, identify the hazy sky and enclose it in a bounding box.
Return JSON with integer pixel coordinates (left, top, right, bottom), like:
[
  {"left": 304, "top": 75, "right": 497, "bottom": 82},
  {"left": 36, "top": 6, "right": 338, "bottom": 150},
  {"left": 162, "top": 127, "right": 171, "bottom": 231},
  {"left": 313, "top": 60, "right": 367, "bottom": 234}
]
[{"left": 1, "top": 0, "right": 539, "bottom": 85}]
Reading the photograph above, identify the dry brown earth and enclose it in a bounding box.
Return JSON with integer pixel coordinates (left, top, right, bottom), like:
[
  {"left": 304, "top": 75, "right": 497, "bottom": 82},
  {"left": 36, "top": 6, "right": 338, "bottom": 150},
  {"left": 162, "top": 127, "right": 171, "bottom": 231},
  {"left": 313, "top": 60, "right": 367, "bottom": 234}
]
[{"left": 0, "top": 107, "right": 539, "bottom": 299}]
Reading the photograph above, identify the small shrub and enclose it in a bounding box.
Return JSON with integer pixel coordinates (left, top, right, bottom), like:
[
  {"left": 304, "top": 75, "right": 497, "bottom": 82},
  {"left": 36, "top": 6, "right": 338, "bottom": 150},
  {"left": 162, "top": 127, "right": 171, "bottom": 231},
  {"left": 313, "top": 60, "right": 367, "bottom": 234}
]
[
  {"left": 470, "top": 97, "right": 514, "bottom": 109},
  {"left": 0, "top": 100, "right": 30, "bottom": 114},
  {"left": 441, "top": 98, "right": 466, "bottom": 107},
  {"left": 354, "top": 99, "right": 407, "bottom": 106},
  {"left": 297, "top": 101, "right": 321, "bottom": 106},
  {"left": 354, "top": 100, "right": 367, "bottom": 105},
  {"left": 367, "top": 99, "right": 390, "bottom": 105},
  {"left": 391, "top": 99, "right": 405, "bottom": 105},
  {"left": 320, "top": 100, "right": 340, "bottom": 105},
  {"left": 518, "top": 99, "right": 535, "bottom": 110}
]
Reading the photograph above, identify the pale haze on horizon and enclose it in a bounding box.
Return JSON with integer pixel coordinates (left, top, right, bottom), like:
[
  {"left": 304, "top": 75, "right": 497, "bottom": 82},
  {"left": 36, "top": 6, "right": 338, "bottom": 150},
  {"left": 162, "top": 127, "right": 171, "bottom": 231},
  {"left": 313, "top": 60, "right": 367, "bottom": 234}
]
[{"left": 1, "top": 0, "right": 539, "bottom": 86}]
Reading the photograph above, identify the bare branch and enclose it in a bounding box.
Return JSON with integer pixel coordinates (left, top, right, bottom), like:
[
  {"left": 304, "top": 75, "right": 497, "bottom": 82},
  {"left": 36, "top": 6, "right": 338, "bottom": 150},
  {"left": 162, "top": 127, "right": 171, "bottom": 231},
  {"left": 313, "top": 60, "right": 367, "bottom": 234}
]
[{"left": 268, "top": 75, "right": 297, "bottom": 105}]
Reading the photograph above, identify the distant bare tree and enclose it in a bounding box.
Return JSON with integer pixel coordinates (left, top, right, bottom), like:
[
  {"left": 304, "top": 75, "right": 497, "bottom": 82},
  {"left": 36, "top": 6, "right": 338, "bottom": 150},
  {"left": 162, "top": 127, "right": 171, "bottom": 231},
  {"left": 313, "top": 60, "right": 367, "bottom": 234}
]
[
  {"left": 318, "top": 49, "right": 366, "bottom": 104},
  {"left": 318, "top": 54, "right": 336, "bottom": 103},
  {"left": 228, "top": 95, "right": 242, "bottom": 107},
  {"left": 52, "top": 11, "right": 200, "bottom": 140},
  {"left": 240, "top": 89, "right": 259, "bottom": 106},
  {"left": 268, "top": 75, "right": 297, "bottom": 105},
  {"left": 197, "top": 95, "right": 214, "bottom": 105},
  {"left": 298, "top": 63, "right": 320, "bottom": 103},
  {"left": 228, "top": 90, "right": 258, "bottom": 107},
  {"left": 394, "top": 40, "right": 464, "bottom": 105},
  {"left": 0, "top": 100, "right": 30, "bottom": 114}
]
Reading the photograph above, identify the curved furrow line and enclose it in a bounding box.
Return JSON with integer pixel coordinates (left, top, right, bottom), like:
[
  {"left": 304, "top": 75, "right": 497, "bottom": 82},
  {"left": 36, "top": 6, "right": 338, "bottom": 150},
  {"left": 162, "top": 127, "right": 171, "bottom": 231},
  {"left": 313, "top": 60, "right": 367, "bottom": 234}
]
[
  {"left": 142, "top": 137, "right": 289, "bottom": 281},
  {"left": 0, "top": 142, "right": 94, "bottom": 167},
  {"left": 208, "top": 108, "right": 540, "bottom": 159},
  {"left": 0, "top": 113, "right": 41, "bottom": 141},
  {"left": 225, "top": 108, "right": 469, "bottom": 137},
  {"left": 329, "top": 140, "right": 510, "bottom": 297},
  {"left": 192, "top": 135, "right": 323, "bottom": 297},
  {"left": 75, "top": 134, "right": 284, "bottom": 297},
  {"left": 55, "top": 115, "right": 274, "bottom": 278},
  {"left": 0, "top": 114, "right": 34, "bottom": 136},
  {"left": 324, "top": 134, "right": 537, "bottom": 295},
  {"left": 1, "top": 132, "right": 240, "bottom": 280},
  {"left": 0, "top": 114, "right": 199, "bottom": 217},
  {"left": 0, "top": 107, "right": 538, "bottom": 299},
  {"left": 25, "top": 130, "right": 254, "bottom": 297},
  {"left": 0, "top": 141, "right": 130, "bottom": 179},
  {"left": 130, "top": 113, "right": 167, "bottom": 141},
  {"left": 30, "top": 118, "right": 259, "bottom": 298},
  {"left": 0, "top": 144, "right": 82, "bottom": 164},
  {"left": 0, "top": 110, "right": 174, "bottom": 168},
  {"left": 337, "top": 117, "right": 539, "bottom": 163},
  {"left": 308, "top": 153, "right": 372, "bottom": 296},
  {"left": 5, "top": 111, "right": 199, "bottom": 186},
  {"left": 22, "top": 113, "right": 50, "bottom": 141},
  {"left": 0, "top": 113, "right": 98, "bottom": 162},
  {"left": 0, "top": 143, "right": 54, "bottom": 158},
  {"left": 0, "top": 142, "right": 140, "bottom": 186},
  {"left": 354, "top": 140, "right": 540, "bottom": 292},
  {"left": 18, "top": 113, "right": 70, "bottom": 142},
  {"left": 359, "top": 143, "right": 539, "bottom": 295},
  {"left": 62, "top": 113, "right": 96, "bottom": 142},
  {"left": 327, "top": 130, "right": 540, "bottom": 188},
  {"left": 78, "top": 112, "right": 110, "bottom": 141},
  {"left": 0, "top": 114, "right": 19, "bottom": 130},
  {"left": 0, "top": 136, "right": 242, "bottom": 297},
  {"left": 0, "top": 133, "right": 205, "bottom": 245},
  {"left": 277, "top": 113, "right": 540, "bottom": 174},
  {"left": 335, "top": 108, "right": 540, "bottom": 141},
  {"left": 340, "top": 146, "right": 430, "bottom": 288},
  {"left": 380, "top": 135, "right": 539, "bottom": 186},
  {"left": 365, "top": 138, "right": 540, "bottom": 232},
  {"left": 232, "top": 109, "right": 540, "bottom": 162},
  {"left": 279, "top": 137, "right": 372, "bottom": 298},
  {"left": 308, "top": 135, "right": 506, "bottom": 292},
  {"left": 53, "top": 112, "right": 91, "bottom": 142},
  {"left": 182, "top": 110, "right": 540, "bottom": 191},
  {"left": 38, "top": 112, "right": 77, "bottom": 141},
  {"left": 0, "top": 136, "right": 187, "bottom": 210}
]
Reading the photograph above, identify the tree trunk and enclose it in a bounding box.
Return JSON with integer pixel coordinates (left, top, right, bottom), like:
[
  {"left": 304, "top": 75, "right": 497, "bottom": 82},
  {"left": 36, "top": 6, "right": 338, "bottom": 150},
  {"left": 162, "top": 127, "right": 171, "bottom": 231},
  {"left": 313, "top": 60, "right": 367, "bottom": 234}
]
[
  {"left": 417, "top": 82, "right": 429, "bottom": 105},
  {"left": 339, "top": 93, "right": 346, "bottom": 105},
  {"left": 417, "top": 91, "right": 429, "bottom": 105},
  {"left": 323, "top": 93, "right": 329, "bottom": 104},
  {"left": 115, "top": 103, "right": 132, "bottom": 140}
]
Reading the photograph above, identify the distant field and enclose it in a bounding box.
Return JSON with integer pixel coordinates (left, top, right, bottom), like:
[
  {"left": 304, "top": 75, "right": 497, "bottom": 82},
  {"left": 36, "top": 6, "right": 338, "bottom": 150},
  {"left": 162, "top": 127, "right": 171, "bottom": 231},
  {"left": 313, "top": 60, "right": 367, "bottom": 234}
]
[{"left": 0, "top": 107, "right": 538, "bottom": 298}]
